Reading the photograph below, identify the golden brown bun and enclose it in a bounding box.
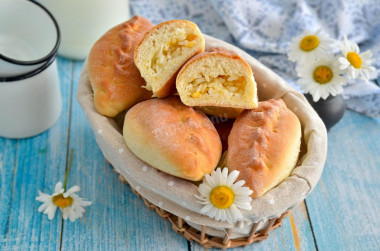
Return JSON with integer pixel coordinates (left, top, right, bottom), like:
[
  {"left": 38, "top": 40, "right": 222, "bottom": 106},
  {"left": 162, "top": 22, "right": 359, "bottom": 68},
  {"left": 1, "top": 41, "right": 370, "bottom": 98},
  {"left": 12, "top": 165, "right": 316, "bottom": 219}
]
[
  {"left": 196, "top": 106, "right": 244, "bottom": 119},
  {"left": 227, "top": 99, "right": 301, "bottom": 198},
  {"left": 123, "top": 96, "right": 222, "bottom": 181},
  {"left": 176, "top": 48, "right": 258, "bottom": 109},
  {"left": 134, "top": 20, "right": 205, "bottom": 98},
  {"left": 88, "top": 16, "right": 154, "bottom": 117}
]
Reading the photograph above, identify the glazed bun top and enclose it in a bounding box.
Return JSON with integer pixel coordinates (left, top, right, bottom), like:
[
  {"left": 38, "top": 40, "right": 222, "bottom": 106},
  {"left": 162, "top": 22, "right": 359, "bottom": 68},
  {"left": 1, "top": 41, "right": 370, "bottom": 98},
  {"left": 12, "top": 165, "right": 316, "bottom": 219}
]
[
  {"left": 227, "top": 99, "right": 302, "bottom": 198},
  {"left": 123, "top": 96, "right": 222, "bottom": 181}
]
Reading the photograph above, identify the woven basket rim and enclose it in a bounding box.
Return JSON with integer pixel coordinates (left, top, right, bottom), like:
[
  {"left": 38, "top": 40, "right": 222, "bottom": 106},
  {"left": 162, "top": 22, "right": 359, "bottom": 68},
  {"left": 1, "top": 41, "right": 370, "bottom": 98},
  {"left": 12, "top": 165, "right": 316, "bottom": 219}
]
[{"left": 115, "top": 168, "right": 289, "bottom": 249}]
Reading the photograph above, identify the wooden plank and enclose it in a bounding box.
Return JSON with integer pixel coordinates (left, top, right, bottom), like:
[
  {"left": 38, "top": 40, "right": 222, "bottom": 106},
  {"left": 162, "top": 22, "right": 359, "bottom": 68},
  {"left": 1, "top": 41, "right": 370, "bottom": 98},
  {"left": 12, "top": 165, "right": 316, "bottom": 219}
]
[
  {"left": 59, "top": 61, "right": 189, "bottom": 250},
  {"left": 0, "top": 57, "right": 73, "bottom": 250},
  {"left": 305, "top": 110, "right": 380, "bottom": 251},
  {"left": 190, "top": 202, "right": 316, "bottom": 251},
  {"left": 0, "top": 137, "right": 18, "bottom": 250}
]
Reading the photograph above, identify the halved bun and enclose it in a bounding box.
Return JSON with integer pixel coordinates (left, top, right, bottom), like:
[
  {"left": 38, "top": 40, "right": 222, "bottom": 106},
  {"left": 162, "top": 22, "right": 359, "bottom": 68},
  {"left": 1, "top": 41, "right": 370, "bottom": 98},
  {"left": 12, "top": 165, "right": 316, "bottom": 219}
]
[
  {"left": 123, "top": 96, "right": 222, "bottom": 181},
  {"left": 88, "top": 16, "right": 154, "bottom": 117},
  {"left": 134, "top": 20, "right": 205, "bottom": 98},
  {"left": 176, "top": 48, "right": 258, "bottom": 109},
  {"left": 227, "top": 99, "right": 301, "bottom": 198}
]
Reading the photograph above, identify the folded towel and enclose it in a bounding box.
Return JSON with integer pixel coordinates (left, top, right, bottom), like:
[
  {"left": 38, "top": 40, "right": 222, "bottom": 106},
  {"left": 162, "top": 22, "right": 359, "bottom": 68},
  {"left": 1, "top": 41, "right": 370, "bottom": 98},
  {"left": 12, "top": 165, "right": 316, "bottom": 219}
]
[{"left": 131, "top": 0, "right": 380, "bottom": 117}]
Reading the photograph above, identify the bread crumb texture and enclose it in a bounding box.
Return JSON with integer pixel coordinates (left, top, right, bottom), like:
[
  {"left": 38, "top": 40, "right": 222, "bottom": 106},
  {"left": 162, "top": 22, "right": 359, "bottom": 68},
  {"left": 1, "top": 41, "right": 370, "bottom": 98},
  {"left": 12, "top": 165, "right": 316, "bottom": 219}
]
[
  {"left": 134, "top": 20, "right": 204, "bottom": 94},
  {"left": 177, "top": 48, "right": 258, "bottom": 109}
]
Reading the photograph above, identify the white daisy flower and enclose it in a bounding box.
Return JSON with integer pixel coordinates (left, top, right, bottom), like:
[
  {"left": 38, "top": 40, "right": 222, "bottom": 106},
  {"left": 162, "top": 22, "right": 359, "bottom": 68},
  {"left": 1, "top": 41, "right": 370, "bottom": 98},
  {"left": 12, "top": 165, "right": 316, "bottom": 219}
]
[
  {"left": 195, "top": 168, "right": 252, "bottom": 223},
  {"left": 288, "top": 29, "right": 335, "bottom": 63},
  {"left": 36, "top": 182, "right": 92, "bottom": 222},
  {"left": 296, "top": 56, "right": 347, "bottom": 102},
  {"left": 337, "top": 35, "right": 375, "bottom": 82}
]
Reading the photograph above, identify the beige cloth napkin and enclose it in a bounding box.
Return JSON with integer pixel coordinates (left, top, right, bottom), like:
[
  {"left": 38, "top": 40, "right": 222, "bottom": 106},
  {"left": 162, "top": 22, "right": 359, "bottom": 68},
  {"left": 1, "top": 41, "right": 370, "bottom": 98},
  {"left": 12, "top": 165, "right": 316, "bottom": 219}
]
[{"left": 77, "top": 34, "right": 327, "bottom": 238}]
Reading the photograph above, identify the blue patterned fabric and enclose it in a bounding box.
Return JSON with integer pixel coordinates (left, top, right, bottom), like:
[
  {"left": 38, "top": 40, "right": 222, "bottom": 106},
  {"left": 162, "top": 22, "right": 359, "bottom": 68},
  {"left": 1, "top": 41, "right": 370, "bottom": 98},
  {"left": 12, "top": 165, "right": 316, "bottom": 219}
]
[{"left": 131, "top": 0, "right": 380, "bottom": 117}]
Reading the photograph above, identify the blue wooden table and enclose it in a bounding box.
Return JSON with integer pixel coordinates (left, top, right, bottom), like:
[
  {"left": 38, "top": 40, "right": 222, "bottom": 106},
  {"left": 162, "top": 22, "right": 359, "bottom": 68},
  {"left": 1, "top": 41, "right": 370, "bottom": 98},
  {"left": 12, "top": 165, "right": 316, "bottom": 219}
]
[{"left": 1, "top": 57, "right": 380, "bottom": 251}]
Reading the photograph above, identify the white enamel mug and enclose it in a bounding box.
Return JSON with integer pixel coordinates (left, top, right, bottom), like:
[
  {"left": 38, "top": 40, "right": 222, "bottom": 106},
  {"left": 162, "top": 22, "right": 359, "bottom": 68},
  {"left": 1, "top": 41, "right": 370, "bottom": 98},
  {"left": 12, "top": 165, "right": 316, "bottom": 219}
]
[
  {"left": 0, "top": 0, "right": 62, "bottom": 138},
  {"left": 0, "top": 59, "right": 62, "bottom": 139},
  {"left": 0, "top": 0, "right": 60, "bottom": 77}
]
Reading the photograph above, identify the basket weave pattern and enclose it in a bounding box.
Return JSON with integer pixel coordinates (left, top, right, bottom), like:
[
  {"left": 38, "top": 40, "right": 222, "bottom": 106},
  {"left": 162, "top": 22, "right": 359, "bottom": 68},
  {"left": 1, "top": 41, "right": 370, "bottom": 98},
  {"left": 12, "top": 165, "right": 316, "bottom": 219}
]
[{"left": 116, "top": 171, "right": 288, "bottom": 249}]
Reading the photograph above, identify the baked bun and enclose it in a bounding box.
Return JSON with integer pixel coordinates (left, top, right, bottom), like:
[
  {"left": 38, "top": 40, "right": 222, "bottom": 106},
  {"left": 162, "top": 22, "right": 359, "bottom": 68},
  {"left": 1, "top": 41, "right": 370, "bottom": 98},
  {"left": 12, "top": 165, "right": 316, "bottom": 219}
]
[
  {"left": 123, "top": 96, "right": 222, "bottom": 181},
  {"left": 196, "top": 106, "right": 244, "bottom": 119},
  {"left": 227, "top": 99, "right": 301, "bottom": 198},
  {"left": 176, "top": 48, "right": 258, "bottom": 109},
  {"left": 88, "top": 16, "right": 154, "bottom": 117},
  {"left": 134, "top": 20, "right": 205, "bottom": 98}
]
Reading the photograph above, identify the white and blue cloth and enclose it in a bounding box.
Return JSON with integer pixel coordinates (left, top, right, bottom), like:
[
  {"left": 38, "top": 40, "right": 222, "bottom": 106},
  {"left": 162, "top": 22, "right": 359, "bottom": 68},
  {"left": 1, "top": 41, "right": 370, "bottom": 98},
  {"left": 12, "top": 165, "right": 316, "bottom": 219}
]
[{"left": 131, "top": 0, "right": 380, "bottom": 117}]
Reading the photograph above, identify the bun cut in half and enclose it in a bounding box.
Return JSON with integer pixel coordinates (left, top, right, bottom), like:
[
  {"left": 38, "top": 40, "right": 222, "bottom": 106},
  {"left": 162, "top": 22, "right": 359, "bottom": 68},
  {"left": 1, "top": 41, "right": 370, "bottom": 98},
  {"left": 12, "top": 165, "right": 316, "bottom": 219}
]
[
  {"left": 134, "top": 20, "right": 205, "bottom": 98},
  {"left": 227, "top": 99, "right": 301, "bottom": 198},
  {"left": 88, "top": 16, "right": 154, "bottom": 117},
  {"left": 123, "top": 96, "right": 222, "bottom": 181},
  {"left": 176, "top": 48, "right": 258, "bottom": 109}
]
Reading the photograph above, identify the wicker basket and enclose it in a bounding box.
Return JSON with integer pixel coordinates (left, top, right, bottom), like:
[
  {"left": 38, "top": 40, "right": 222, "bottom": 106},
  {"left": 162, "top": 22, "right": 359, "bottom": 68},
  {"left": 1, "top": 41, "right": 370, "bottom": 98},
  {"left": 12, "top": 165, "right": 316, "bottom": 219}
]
[
  {"left": 115, "top": 169, "right": 289, "bottom": 249},
  {"left": 77, "top": 34, "right": 327, "bottom": 249}
]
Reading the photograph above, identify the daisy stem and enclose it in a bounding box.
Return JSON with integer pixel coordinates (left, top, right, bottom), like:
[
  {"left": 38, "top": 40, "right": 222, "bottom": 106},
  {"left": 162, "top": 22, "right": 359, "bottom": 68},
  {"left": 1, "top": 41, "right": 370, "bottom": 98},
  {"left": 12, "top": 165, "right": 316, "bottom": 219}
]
[{"left": 63, "top": 149, "right": 74, "bottom": 192}]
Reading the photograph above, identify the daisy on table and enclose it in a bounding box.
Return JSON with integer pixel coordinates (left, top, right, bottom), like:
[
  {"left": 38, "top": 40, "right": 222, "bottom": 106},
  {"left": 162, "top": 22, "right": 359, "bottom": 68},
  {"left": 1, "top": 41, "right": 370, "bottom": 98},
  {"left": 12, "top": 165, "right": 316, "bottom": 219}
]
[
  {"left": 196, "top": 167, "right": 252, "bottom": 223},
  {"left": 288, "top": 29, "right": 335, "bottom": 63},
  {"left": 337, "top": 35, "right": 376, "bottom": 82},
  {"left": 36, "top": 149, "right": 91, "bottom": 222},
  {"left": 36, "top": 182, "right": 92, "bottom": 222},
  {"left": 296, "top": 56, "right": 347, "bottom": 102}
]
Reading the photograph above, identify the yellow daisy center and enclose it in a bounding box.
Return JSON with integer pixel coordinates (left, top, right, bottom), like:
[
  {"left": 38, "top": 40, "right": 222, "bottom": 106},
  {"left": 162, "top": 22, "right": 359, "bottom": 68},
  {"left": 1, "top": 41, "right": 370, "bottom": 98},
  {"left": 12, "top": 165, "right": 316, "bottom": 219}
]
[
  {"left": 346, "top": 52, "right": 362, "bottom": 68},
  {"left": 210, "top": 186, "right": 234, "bottom": 209},
  {"left": 52, "top": 194, "right": 73, "bottom": 208},
  {"left": 300, "top": 35, "right": 320, "bottom": 51},
  {"left": 313, "top": 65, "right": 333, "bottom": 85}
]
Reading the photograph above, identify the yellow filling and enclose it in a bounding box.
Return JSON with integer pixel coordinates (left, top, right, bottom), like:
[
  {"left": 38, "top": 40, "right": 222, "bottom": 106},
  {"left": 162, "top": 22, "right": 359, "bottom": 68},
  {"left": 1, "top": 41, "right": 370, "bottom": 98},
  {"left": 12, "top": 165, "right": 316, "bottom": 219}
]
[
  {"left": 187, "top": 74, "right": 246, "bottom": 99},
  {"left": 210, "top": 186, "right": 234, "bottom": 209},
  {"left": 347, "top": 52, "right": 362, "bottom": 68},
  {"left": 191, "top": 92, "right": 201, "bottom": 98},
  {"left": 313, "top": 65, "right": 333, "bottom": 84},
  {"left": 151, "top": 32, "right": 197, "bottom": 73},
  {"left": 52, "top": 194, "right": 73, "bottom": 208},
  {"left": 300, "top": 35, "right": 319, "bottom": 51}
]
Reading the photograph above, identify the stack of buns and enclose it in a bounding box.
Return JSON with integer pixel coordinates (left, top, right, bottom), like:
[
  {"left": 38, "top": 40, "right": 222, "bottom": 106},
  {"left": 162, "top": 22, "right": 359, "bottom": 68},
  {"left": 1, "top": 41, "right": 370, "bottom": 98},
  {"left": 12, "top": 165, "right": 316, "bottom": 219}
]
[{"left": 87, "top": 16, "right": 302, "bottom": 198}]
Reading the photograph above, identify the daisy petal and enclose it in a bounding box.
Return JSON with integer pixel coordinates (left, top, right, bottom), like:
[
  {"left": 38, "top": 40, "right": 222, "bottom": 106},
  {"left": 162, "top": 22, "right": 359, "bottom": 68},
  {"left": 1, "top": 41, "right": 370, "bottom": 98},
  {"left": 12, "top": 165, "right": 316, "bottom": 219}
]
[
  {"left": 54, "top": 182, "right": 63, "bottom": 194},
  {"left": 38, "top": 202, "right": 50, "bottom": 212},
  {"left": 36, "top": 192, "right": 52, "bottom": 202},
  {"left": 360, "top": 50, "right": 373, "bottom": 60},
  {"left": 215, "top": 210, "right": 221, "bottom": 221},
  {"left": 200, "top": 204, "right": 213, "bottom": 214},
  {"left": 47, "top": 205, "right": 57, "bottom": 220},
  {"left": 226, "top": 170, "right": 239, "bottom": 186},
  {"left": 64, "top": 185, "right": 81, "bottom": 196},
  {"left": 208, "top": 207, "right": 217, "bottom": 218}
]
